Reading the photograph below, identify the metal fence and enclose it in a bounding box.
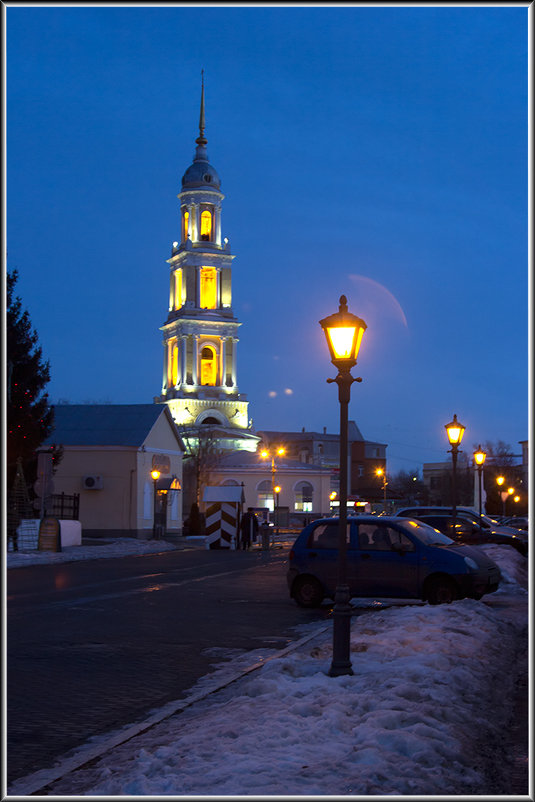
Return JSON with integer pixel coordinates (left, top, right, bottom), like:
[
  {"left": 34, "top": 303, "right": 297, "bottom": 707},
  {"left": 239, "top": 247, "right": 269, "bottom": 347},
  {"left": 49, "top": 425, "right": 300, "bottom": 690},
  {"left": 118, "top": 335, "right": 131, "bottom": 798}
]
[{"left": 47, "top": 493, "right": 80, "bottom": 520}]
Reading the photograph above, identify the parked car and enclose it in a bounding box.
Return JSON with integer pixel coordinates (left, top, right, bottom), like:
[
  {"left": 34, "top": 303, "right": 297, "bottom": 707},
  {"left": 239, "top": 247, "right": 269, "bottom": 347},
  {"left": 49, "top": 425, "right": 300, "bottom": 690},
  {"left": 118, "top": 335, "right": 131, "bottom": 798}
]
[
  {"left": 502, "top": 516, "right": 529, "bottom": 533},
  {"left": 405, "top": 513, "right": 528, "bottom": 556},
  {"left": 287, "top": 516, "right": 501, "bottom": 608},
  {"left": 395, "top": 507, "right": 528, "bottom": 556}
]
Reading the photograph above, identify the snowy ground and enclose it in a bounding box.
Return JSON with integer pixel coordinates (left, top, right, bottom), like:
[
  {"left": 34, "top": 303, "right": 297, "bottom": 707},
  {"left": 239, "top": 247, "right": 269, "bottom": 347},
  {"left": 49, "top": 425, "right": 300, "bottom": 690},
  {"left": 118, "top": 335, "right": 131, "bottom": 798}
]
[{"left": 7, "top": 539, "right": 529, "bottom": 797}]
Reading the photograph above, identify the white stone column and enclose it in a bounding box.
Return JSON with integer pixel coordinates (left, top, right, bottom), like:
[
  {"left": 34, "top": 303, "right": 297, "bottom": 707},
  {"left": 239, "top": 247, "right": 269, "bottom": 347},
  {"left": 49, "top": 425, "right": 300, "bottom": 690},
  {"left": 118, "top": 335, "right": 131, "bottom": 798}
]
[
  {"left": 216, "top": 207, "right": 222, "bottom": 245},
  {"left": 220, "top": 337, "right": 227, "bottom": 387},
  {"left": 181, "top": 336, "right": 188, "bottom": 385},
  {"left": 230, "top": 338, "right": 238, "bottom": 388},
  {"left": 162, "top": 341, "right": 168, "bottom": 393},
  {"left": 192, "top": 335, "right": 199, "bottom": 385}
]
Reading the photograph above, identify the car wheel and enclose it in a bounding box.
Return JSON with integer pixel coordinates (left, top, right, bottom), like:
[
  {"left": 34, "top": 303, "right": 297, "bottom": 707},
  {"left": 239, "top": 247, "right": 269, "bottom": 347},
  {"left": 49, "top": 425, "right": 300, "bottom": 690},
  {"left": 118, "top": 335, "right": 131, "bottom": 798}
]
[
  {"left": 292, "top": 576, "right": 324, "bottom": 608},
  {"left": 426, "top": 576, "right": 457, "bottom": 605}
]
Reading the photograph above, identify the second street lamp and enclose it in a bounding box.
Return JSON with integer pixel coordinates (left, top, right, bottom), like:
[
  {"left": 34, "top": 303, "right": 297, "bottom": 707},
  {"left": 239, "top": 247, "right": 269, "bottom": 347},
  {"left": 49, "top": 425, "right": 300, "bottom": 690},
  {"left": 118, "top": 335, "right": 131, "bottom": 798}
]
[
  {"left": 375, "top": 467, "right": 387, "bottom": 511},
  {"left": 151, "top": 468, "right": 161, "bottom": 539},
  {"left": 320, "top": 294, "right": 367, "bottom": 678},
  {"left": 473, "top": 445, "right": 486, "bottom": 533},
  {"left": 445, "top": 414, "right": 465, "bottom": 534}
]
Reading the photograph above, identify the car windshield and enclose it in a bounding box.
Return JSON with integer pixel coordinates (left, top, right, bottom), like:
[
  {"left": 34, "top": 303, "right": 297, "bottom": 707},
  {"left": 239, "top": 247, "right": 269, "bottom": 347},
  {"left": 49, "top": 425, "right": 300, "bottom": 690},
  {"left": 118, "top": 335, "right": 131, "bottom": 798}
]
[{"left": 399, "top": 519, "right": 454, "bottom": 546}]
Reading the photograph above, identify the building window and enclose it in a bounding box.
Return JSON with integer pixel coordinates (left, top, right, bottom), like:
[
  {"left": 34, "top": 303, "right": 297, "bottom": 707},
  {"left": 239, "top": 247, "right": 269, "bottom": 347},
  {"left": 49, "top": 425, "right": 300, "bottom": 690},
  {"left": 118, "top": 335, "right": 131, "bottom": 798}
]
[
  {"left": 257, "top": 479, "right": 273, "bottom": 512},
  {"left": 200, "top": 210, "right": 212, "bottom": 241},
  {"left": 182, "top": 210, "right": 189, "bottom": 242},
  {"left": 200, "top": 345, "right": 217, "bottom": 386},
  {"left": 200, "top": 267, "right": 217, "bottom": 309},
  {"left": 171, "top": 342, "right": 179, "bottom": 387},
  {"left": 174, "top": 268, "right": 183, "bottom": 309},
  {"left": 358, "top": 465, "right": 364, "bottom": 477},
  {"left": 295, "top": 481, "right": 313, "bottom": 512}
]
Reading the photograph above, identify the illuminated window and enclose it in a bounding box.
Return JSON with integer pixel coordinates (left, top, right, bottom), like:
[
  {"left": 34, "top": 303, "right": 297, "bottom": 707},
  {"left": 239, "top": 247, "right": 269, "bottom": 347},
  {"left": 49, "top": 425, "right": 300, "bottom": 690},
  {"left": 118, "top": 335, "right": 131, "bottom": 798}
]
[
  {"left": 168, "top": 339, "right": 178, "bottom": 387},
  {"left": 200, "top": 267, "right": 217, "bottom": 309},
  {"left": 295, "top": 482, "right": 313, "bottom": 512},
  {"left": 174, "top": 269, "right": 183, "bottom": 309},
  {"left": 257, "top": 480, "right": 274, "bottom": 512},
  {"left": 200, "top": 210, "right": 212, "bottom": 241},
  {"left": 183, "top": 211, "right": 189, "bottom": 242},
  {"left": 200, "top": 345, "right": 217, "bottom": 386}
]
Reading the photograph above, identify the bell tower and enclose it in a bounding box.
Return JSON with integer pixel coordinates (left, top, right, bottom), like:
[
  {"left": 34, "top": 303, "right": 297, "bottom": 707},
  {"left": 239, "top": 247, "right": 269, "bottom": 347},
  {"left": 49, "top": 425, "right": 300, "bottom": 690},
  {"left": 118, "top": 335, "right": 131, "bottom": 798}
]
[{"left": 157, "top": 76, "right": 258, "bottom": 452}]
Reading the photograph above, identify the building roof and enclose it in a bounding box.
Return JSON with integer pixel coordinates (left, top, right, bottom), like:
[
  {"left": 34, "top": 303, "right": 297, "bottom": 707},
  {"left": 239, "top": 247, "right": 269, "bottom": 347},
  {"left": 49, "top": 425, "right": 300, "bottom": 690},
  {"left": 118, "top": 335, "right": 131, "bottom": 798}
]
[
  {"left": 257, "top": 421, "right": 365, "bottom": 443},
  {"left": 44, "top": 404, "right": 185, "bottom": 449},
  {"left": 217, "top": 450, "right": 330, "bottom": 473}
]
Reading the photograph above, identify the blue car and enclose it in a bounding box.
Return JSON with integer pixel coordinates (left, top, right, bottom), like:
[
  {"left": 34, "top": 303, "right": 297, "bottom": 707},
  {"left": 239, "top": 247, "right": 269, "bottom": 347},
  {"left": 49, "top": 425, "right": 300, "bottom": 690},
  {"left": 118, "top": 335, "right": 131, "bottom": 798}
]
[{"left": 287, "top": 516, "right": 501, "bottom": 607}]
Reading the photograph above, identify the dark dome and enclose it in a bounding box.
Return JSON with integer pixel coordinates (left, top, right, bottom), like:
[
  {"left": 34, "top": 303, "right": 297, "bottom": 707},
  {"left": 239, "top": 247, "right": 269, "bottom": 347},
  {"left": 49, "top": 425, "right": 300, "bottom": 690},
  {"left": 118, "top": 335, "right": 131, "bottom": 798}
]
[{"left": 181, "top": 158, "right": 221, "bottom": 190}]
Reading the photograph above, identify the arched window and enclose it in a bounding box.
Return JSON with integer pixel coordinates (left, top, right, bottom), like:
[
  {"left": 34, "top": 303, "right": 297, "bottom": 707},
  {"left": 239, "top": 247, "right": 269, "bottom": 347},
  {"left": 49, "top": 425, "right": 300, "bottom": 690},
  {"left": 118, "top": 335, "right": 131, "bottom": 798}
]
[
  {"left": 200, "top": 345, "right": 217, "bottom": 386},
  {"left": 221, "top": 479, "right": 239, "bottom": 486},
  {"left": 174, "top": 268, "right": 183, "bottom": 310},
  {"left": 295, "top": 482, "right": 313, "bottom": 512},
  {"left": 257, "top": 480, "right": 274, "bottom": 512},
  {"left": 171, "top": 342, "right": 178, "bottom": 387},
  {"left": 200, "top": 267, "right": 217, "bottom": 309},
  {"left": 182, "top": 210, "right": 190, "bottom": 242},
  {"left": 200, "top": 210, "right": 212, "bottom": 241}
]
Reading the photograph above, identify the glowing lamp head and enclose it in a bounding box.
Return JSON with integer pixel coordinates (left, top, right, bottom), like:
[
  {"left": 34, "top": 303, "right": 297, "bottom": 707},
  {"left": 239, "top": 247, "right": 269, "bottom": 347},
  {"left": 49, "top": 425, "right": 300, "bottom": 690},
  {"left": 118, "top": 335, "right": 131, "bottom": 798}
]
[
  {"left": 276, "top": 447, "right": 285, "bottom": 457},
  {"left": 329, "top": 491, "right": 337, "bottom": 501},
  {"left": 445, "top": 414, "right": 465, "bottom": 447},
  {"left": 319, "top": 295, "right": 367, "bottom": 370},
  {"left": 473, "top": 446, "right": 487, "bottom": 467},
  {"left": 260, "top": 450, "right": 269, "bottom": 459},
  {"left": 496, "top": 476, "right": 505, "bottom": 486},
  {"left": 375, "top": 468, "right": 384, "bottom": 477},
  {"left": 151, "top": 469, "right": 161, "bottom": 481},
  {"left": 274, "top": 485, "right": 281, "bottom": 494},
  {"left": 508, "top": 487, "right": 515, "bottom": 495},
  {"left": 514, "top": 495, "right": 520, "bottom": 503}
]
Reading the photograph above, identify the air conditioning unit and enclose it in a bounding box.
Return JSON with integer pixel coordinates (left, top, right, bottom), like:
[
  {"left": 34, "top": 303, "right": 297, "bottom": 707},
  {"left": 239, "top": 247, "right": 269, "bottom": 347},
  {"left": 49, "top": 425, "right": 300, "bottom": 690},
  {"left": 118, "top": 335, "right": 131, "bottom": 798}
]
[{"left": 83, "top": 475, "right": 103, "bottom": 490}]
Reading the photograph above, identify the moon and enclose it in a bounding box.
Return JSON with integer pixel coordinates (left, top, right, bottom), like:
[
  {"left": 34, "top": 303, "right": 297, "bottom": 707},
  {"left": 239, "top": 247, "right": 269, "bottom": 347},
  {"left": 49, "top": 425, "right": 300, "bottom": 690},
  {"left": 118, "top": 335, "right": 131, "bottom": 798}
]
[{"left": 348, "top": 274, "right": 408, "bottom": 329}]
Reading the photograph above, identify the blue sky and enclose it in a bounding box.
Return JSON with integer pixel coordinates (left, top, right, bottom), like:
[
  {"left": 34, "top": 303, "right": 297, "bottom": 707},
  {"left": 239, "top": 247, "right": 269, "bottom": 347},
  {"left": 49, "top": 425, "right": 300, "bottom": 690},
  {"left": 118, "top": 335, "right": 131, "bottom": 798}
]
[{"left": 6, "top": 4, "right": 529, "bottom": 475}]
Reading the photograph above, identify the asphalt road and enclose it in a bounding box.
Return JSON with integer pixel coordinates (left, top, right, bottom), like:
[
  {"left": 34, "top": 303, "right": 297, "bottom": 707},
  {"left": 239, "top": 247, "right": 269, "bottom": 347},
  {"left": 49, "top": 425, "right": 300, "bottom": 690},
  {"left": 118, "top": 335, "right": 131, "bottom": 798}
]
[{"left": 7, "top": 544, "right": 331, "bottom": 786}]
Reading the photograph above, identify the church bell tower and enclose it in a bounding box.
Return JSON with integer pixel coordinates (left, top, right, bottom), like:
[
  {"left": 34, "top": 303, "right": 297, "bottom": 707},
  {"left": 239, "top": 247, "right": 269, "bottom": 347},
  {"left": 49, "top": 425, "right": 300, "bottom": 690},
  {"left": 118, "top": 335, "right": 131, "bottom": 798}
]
[{"left": 157, "top": 77, "right": 258, "bottom": 452}]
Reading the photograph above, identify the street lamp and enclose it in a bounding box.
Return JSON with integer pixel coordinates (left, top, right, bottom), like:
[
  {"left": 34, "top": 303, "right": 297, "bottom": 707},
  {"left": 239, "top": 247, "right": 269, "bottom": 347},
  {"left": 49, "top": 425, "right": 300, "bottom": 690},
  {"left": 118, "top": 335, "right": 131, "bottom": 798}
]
[
  {"left": 496, "top": 475, "right": 506, "bottom": 516},
  {"left": 320, "top": 294, "right": 367, "bottom": 677},
  {"left": 151, "top": 469, "right": 161, "bottom": 539},
  {"left": 473, "top": 446, "right": 486, "bottom": 533},
  {"left": 260, "top": 446, "right": 285, "bottom": 517},
  {"left": 375, "top": 467, "right": 387, "bottom": 511},
  {"left": 445, "top": 414, "right": 465, "bottom": 533}
]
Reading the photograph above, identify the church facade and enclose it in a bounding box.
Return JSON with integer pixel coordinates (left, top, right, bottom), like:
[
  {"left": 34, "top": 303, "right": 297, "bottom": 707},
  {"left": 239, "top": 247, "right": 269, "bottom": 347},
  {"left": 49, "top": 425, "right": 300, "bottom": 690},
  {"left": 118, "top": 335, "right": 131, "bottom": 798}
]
[{"left": 156, "top": 79, "right": 259, "bottom": 453}]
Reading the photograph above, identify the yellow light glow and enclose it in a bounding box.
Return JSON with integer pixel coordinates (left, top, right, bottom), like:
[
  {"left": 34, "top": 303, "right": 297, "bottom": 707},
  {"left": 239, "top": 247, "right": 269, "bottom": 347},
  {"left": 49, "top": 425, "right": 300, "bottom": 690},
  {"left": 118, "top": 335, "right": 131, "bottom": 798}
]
[
  {"left": 200, "top": 345, "right": 217, "bottom": 386},
  {"left": 473, "top": 448, "right": 486, "bottom": 466},
  {"left": 376, "top": 468, "right": 384, "bottom": 477},
  {"left": 514, "top": 495, "right": 520, "bottom": 503},
  {"left": 274, "top": 485, "right": 281, "bottom": 494},
  {"left": 276, "top": 447, "right": 285, "bottom": 457},
  {"left": 151, "top": 469, "right": 160, "bottom": 481},
  {"left": 508, "top": 487, "right": 515, "bottom": 495},
  {"left": 445, "top": 414, "right": 465, "bottom": 446},
  {"left": 200, "top": 267, "right": 217, "bottom": 309},
  {"left": 171, "top": 343, "right": 178, "bottom": 386},
  {"left": 200, "top": 210, "right": 212, "bottom": 239},
  {"left": 496, "top": 476, "right": 505, "bottom": 486},
  {"left": 183, "top": 211, "right": 189, "bottom": 241},
  {"left": 326, "top": 326, "right": 358, "bottom": 360}
]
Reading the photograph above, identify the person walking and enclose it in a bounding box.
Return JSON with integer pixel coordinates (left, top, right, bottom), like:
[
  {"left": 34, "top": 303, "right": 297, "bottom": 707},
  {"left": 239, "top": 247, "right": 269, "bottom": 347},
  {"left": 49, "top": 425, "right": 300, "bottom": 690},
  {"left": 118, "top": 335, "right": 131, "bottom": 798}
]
[{"left": 240, "top": 509, "right": 258, "bottom": 550}]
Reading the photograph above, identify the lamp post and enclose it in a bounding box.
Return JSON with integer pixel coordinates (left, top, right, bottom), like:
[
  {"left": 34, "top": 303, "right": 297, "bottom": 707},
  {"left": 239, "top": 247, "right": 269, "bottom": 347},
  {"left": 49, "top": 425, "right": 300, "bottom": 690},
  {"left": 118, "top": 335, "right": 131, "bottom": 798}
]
[
  {"left": 495, "top": 475, "right": 507, "bottom": 516},
  {"left": 375, "top": 467, "right": 387, "bottom": 511},
  {"left": 473, "top": 446, "right": 486, "bottom": 533},
  {"left": 274, "top": 485, "right": 281, "bottom": 530},
  {"left": 151, "top": 469, "right": 161, "bottom": 539},
  {"left": 445, "top": 414, "right": 465, "bottom": 534},
  {"left": 260, "top": 446, "right": 285, "bottom": 524},
  {"left": 320, "top": 294, "right": 367, "bottom": 677}
]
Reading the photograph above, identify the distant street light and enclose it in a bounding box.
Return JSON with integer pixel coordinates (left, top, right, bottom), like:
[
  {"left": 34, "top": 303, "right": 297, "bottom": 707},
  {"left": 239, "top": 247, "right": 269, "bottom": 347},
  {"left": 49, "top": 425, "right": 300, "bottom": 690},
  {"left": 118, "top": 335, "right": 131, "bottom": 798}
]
[
  {"left": 151, "top": 469, "right": 161, "bottom": 539},
  {"left": 445, "top": 414, "right": 465, "bottom": 533},
  {"left": 375, "top": 467, "right": 387, "bottom": 510},
  {"left": 320, "top": 294, "right": 367, "bottom": 677},
  {"left": 473, "top": 446, "right": 486, "bottom": 533}
]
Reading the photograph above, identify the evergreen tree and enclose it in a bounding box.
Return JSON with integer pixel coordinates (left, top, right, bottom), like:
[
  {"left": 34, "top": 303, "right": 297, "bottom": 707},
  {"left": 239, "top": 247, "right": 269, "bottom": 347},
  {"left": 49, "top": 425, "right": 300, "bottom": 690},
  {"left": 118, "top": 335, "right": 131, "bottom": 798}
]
[{"left": 6, "top": 269, "right": 55, "bottom": 485}]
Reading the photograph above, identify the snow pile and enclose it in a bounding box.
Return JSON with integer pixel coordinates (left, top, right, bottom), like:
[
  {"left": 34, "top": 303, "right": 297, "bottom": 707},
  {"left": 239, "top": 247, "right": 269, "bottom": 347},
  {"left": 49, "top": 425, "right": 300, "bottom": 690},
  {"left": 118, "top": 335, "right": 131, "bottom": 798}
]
[
  {"left": 44, "top": 545, "right": 527, "bottom": 797},
  {"left": 6, "top": 537, "right": 194, "bottom": 567}
]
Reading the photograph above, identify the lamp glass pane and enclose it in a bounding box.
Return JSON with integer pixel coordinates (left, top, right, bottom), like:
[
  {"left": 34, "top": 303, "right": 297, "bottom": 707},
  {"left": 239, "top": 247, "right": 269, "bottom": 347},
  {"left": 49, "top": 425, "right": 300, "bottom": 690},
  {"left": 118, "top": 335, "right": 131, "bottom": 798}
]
[{"left": 327, "top": 326, "right": 357, "bottom": 360}]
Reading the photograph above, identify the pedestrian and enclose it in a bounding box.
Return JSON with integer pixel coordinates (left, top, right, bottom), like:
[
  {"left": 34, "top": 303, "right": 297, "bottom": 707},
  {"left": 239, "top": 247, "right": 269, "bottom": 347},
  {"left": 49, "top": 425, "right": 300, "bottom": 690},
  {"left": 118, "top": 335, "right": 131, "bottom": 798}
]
[{"left": 240, "top": 509, "right": 258, "bottom": 550}]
